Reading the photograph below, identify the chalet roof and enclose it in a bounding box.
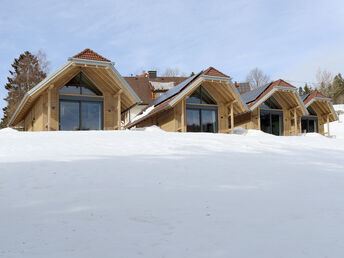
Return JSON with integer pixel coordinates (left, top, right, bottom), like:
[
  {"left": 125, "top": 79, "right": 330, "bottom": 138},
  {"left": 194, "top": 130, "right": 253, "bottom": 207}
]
[
  {"left": 302, "top": 91, "right": 331, "bottom": 105},
  {"left": 201, "top": 67, "right": 230, "bottom": 78},
  {"left": 124, "top": 76, "right": 187, "bottom": 105},
  {"left": 241, "top": 79, "right": 296, "bottom": 104},
  {"left": 73, "top": 48, "right": 111, "bottom": 62},
  {"left": 127, "top": 67, "right": 249, "bottom": 128}
]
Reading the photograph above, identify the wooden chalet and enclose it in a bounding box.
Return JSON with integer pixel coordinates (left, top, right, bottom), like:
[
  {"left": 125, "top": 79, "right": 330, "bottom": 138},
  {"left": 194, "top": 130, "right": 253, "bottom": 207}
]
[{"left": 7, "top": 49, "right": 140, "bottom": 131}]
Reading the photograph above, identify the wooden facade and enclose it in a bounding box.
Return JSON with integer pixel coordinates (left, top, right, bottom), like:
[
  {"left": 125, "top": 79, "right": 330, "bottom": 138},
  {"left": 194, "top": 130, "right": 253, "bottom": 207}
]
[
  {"left": 132, "top": 78, "right": 247, "bottom": 133},
  {"left": 9, "top": 57, "right": 138, "bottom": 131},
  {"left": 241, "top": 90, "right": 307, "bottom": 136}
]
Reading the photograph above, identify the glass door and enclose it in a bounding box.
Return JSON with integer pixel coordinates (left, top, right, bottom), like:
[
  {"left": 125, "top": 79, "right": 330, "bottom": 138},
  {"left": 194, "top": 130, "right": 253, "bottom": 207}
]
[
  {"left": 60, "top": 101, "right": 80, "bottom": 130},
  {"left": 260, "top": 110, "right": 283, "bottom": 136}
]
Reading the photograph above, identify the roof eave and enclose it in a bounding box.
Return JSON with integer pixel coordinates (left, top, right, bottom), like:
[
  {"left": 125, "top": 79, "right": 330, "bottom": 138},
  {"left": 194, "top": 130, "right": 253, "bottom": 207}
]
[
  {"left": 249, "top": 86, "right": 308, "bottom": 115},
  {"left": 7, "top": 61, "right": 74, "bottom": 126}
]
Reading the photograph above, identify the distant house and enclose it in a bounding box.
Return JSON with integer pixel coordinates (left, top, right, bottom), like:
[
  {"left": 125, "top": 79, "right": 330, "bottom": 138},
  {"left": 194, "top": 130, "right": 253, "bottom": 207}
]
[
  {"left": 7, "top": 49, "right": 338, "bottom": 136},
  {"left": 123, "top": 71, "right": 187, "bottom": 123},
  {"left": 301, "top": 91, "right": 338, "bottom": 136}
]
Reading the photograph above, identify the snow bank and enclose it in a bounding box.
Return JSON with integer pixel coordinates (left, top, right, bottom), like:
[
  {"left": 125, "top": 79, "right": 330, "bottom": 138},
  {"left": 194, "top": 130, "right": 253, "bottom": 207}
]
[
  {"left": 0, "top": 130, "right": 344, "bottom": 257},
  {"left": 0, "top": 127, "right": 18, "bottom": 134}
]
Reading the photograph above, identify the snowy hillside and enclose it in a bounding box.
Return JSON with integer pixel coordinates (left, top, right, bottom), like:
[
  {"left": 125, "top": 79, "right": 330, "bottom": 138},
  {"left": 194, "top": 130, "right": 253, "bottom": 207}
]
[
  {"left": 1, "top": 128, "right": 344, "bottom": 258},
  {"left": 328, "top": 104, "right": 344, "bottom": 138}
]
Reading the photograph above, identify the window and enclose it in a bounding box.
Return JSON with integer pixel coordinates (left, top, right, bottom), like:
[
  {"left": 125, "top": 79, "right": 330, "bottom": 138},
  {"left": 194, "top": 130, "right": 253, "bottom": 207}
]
[
  {"left": 307, "top": 106, "right": 317, "bottom": 116},
  {"left": 59, "top": 73, "right": 103, "bottom": 131},
  {"left": 260, "top": 96, "right": 282, "bottom": 110},
  {"left": 301, "top": 117, "right": 318, "bottom": 133},
  {"left": 186, "top": 86, "right": 216, "bottom": 105},
  {"left": 60, "top": 73, "right": 102, "bottom": 96},
  {"left": 260, "top": 109, "right": 283, "bottom": 136},
  {"left": 186, "top": 86, "right": 218, "bottom": 133}
]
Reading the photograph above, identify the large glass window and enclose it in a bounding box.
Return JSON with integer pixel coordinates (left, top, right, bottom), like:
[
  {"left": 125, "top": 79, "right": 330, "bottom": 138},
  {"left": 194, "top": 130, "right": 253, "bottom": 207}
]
[
  {"left": 59, "top": 100, "right": 103, "bottom": 131},
  {"left": 260, "top": 110, "right": 283, "bottom": 136},
  {"left": 60, "top": 101, "right": 80, "bottom": 130},
  {"left": 186, "top": 86, "right": 218, "bottom": 133},
  {"left": 59, "top": 73, "right": 103, "bottom": 131},
  {"left": 301, "top": 117, "right": 318, "bottom": 133}
]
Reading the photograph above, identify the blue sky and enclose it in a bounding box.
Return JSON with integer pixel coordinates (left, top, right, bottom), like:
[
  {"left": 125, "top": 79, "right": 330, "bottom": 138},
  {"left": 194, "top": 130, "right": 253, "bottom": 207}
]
[{"left": 1, "top": 0, "right": 344, "bottom": 119}]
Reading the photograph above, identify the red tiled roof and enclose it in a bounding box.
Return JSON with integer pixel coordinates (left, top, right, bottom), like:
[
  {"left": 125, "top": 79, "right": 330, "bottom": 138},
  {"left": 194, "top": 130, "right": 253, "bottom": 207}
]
[
  {"left": 73, "top": 48, "right": 111, "bottom": 62},
  {"left": 304, "top": 91, "right": 330, "bottom": 105},
  {"left": 202, "top": 67, "right": 230, "bottom": 78},
  {"left": 247, "top": 79, "right": 296, "bottom": 108}
]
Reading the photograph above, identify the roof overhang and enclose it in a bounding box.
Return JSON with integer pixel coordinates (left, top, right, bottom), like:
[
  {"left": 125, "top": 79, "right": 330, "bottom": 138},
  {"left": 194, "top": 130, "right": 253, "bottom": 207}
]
[
  {"left": 8, "top": 58, "right": 141, "bottom": 127},
  {"left": 305, "top": 97, "right": 339, "bottom": 121},
  {"left": 248, "top": 86, "right": 309, "bottom": 115}
]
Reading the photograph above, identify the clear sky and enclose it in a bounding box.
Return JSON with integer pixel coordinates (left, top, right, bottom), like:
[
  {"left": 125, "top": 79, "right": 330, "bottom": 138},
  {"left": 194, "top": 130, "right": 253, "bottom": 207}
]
[{"left": 1, "top": 0, "right": 344, "bottom": 119}]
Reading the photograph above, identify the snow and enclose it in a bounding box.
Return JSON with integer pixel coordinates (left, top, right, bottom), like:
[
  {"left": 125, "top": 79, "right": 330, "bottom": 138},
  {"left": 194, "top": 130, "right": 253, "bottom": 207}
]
[
  {"left": 130, "top": 105, "right": 155, "bottom": 122},
  {"left": 1, "top": 128, "right": 344, "bottom": 257},
  {"left": 150, "top": 81, "right": 175, "bottom": 91},
  {"left": 326, "top": 105, "right": 344, "bottom": 139}
]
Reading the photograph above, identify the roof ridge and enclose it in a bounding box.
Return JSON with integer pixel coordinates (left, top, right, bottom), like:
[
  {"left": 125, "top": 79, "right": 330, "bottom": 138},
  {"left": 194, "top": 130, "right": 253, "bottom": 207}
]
[
  {"left": 72, "top": 48, "right": 111, "bottom": 62},
  {"left": 202, "top": 66, "right": 230, "bottom": 78}
]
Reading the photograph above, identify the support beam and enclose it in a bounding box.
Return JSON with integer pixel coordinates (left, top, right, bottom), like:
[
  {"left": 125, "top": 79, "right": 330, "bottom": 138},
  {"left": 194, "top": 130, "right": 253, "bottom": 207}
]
[
  {"left": 230, "top": 102, "right": 234, "bottom": 134},
  {"left": 181, "top": 99, "right": 185, "bottom": 132},
  {"left": 47, "top": 85, "right": 54, "bottom": 131},
  {"left": 327, "top": 114, "right": 330, "bottom": 137},
  {"left": 294, "top": 108, "right": 297, "bottom": 135},
  {"left": 258, "top": 106, "right": 261, "bottom": 130}
]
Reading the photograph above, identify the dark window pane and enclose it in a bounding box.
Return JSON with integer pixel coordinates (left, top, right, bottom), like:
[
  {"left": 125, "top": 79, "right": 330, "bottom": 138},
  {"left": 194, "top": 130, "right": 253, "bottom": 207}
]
[
  {"left": 201, "top": 109, "right": 217, "bottom": 133},
  {"left": 260, "top": 112, "right": 271, "bottom": 134},
  {"left": 271, "top": 114, "right": 282, "bottom": 135},
  {"left": 308, "top": 119, "right": 315, "bottom": 132},
  {"left": 307, "top": 106, "right": 317, "bottom": 116},
  {"left": 261, "top": 96, "right": 282, "bottom": 109},
  {"left": 186, "top": 109, "right": 201, "bottom": 132},
  {"left": 301, "top": 119, "right": 308, "bottom": 133},
  {"left": 81, "top": 74, "right": 102, "bottom": 96},
  {"left": 60, "top": 101, "right": 80, "bottom": 130},
  {"left": 81, "top": 102, "right": 102, "bottom": 130},
  {"left": 201, "top": 87, "right": 216, "bottom": 105},
  {"left": 186, "top": 87, "right": 202, "bottom": 104}
]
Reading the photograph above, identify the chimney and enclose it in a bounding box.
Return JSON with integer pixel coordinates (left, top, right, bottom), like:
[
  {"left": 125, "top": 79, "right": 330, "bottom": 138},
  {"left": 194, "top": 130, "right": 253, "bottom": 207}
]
[
  {"left": 234, "top": 81, "right": 240, "bottom": 88},
  {"left": 148, "top": 70, "right": 157, "bottom": 79}
]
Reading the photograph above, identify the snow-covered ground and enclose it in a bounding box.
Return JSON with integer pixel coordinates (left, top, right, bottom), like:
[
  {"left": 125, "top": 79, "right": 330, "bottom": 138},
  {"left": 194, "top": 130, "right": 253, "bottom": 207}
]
[
  {"left": 327, "top": 104, "right": 344, "bottom": 138},
  {"left": 1, "top": 125, "right": 344, "bottom": 257}
]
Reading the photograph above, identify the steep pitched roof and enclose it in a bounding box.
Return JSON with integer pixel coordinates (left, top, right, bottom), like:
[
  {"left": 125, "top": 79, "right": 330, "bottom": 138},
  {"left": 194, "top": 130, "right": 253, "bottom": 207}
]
[
  {"left": 73, "top": 48, "right": 111, "bottom": 62},
  {"left": 302, "top": 91, "right": 330, "bottom": 105},
  {"left": 127, "top": 67, "right": 249, "bottom": 128},
  {"left": 241, "top": 79, "right": 296, "bottom": 106},
  {"left": 201, "top": 67, "right": 230, "bottom": 78}
]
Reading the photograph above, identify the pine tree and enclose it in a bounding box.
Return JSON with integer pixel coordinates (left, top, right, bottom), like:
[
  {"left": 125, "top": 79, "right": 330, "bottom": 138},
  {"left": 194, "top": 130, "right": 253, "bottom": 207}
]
[
  {"left": 304, "top": 83, "right": 312, "bottom": 94},
  {"left": 332, "top": 73, "right": 344, "bottom": 103},
  {"left": 1, "top": 51, "right": 48, "bottom": 126},
  {"left": 298, "top": 86, "right": 304, "bottom": 96}
]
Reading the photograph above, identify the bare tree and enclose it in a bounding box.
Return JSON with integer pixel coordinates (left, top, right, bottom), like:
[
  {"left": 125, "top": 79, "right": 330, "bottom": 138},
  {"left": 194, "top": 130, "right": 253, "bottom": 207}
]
[
  {"left": 315, "top": 68, "right": 333, "bottom": 97},
  {"left": 36, "top": 49, "right": 50, "bottom": 74},
  {"left": 162, "top": 67, "right": 186, "bottom": 77},
  {"left": 246, "top": 68, "right": 270, "bottom": 89}
]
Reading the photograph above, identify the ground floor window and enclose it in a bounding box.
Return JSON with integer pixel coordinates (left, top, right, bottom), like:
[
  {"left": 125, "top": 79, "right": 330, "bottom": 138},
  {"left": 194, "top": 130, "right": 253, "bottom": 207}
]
[
  {"left": 260, "top": 109, "right": 283, "bottom": 136},
  {"left": 186, "top": 105, "right": 218, "bottom": 133},
  {"left": 301, "top": 116, "right": 318, "bottom": 133},
  {"left": 59, "top": 98, "right": 103, "bottom": 130}
]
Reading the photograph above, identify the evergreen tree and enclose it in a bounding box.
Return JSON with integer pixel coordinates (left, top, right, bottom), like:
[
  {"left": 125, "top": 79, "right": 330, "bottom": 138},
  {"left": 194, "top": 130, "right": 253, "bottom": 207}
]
[
  {"left": 1, "top": 51, "right": 48, "bottom": 126},
  {"left": 298, "top": 86, "right": 304, "bottom": 96},
  {"left": 304, "top": 83, "right": 312, "bottom": 94},
  {"left": 332, "top": 73, "right": 344, "bottom": 103}
]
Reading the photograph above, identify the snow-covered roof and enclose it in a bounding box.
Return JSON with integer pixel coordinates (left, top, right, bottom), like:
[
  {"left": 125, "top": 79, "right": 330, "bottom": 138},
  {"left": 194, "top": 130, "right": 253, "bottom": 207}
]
[{"left": 149, "top": 81, "right": 175, "bottom": 91}]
